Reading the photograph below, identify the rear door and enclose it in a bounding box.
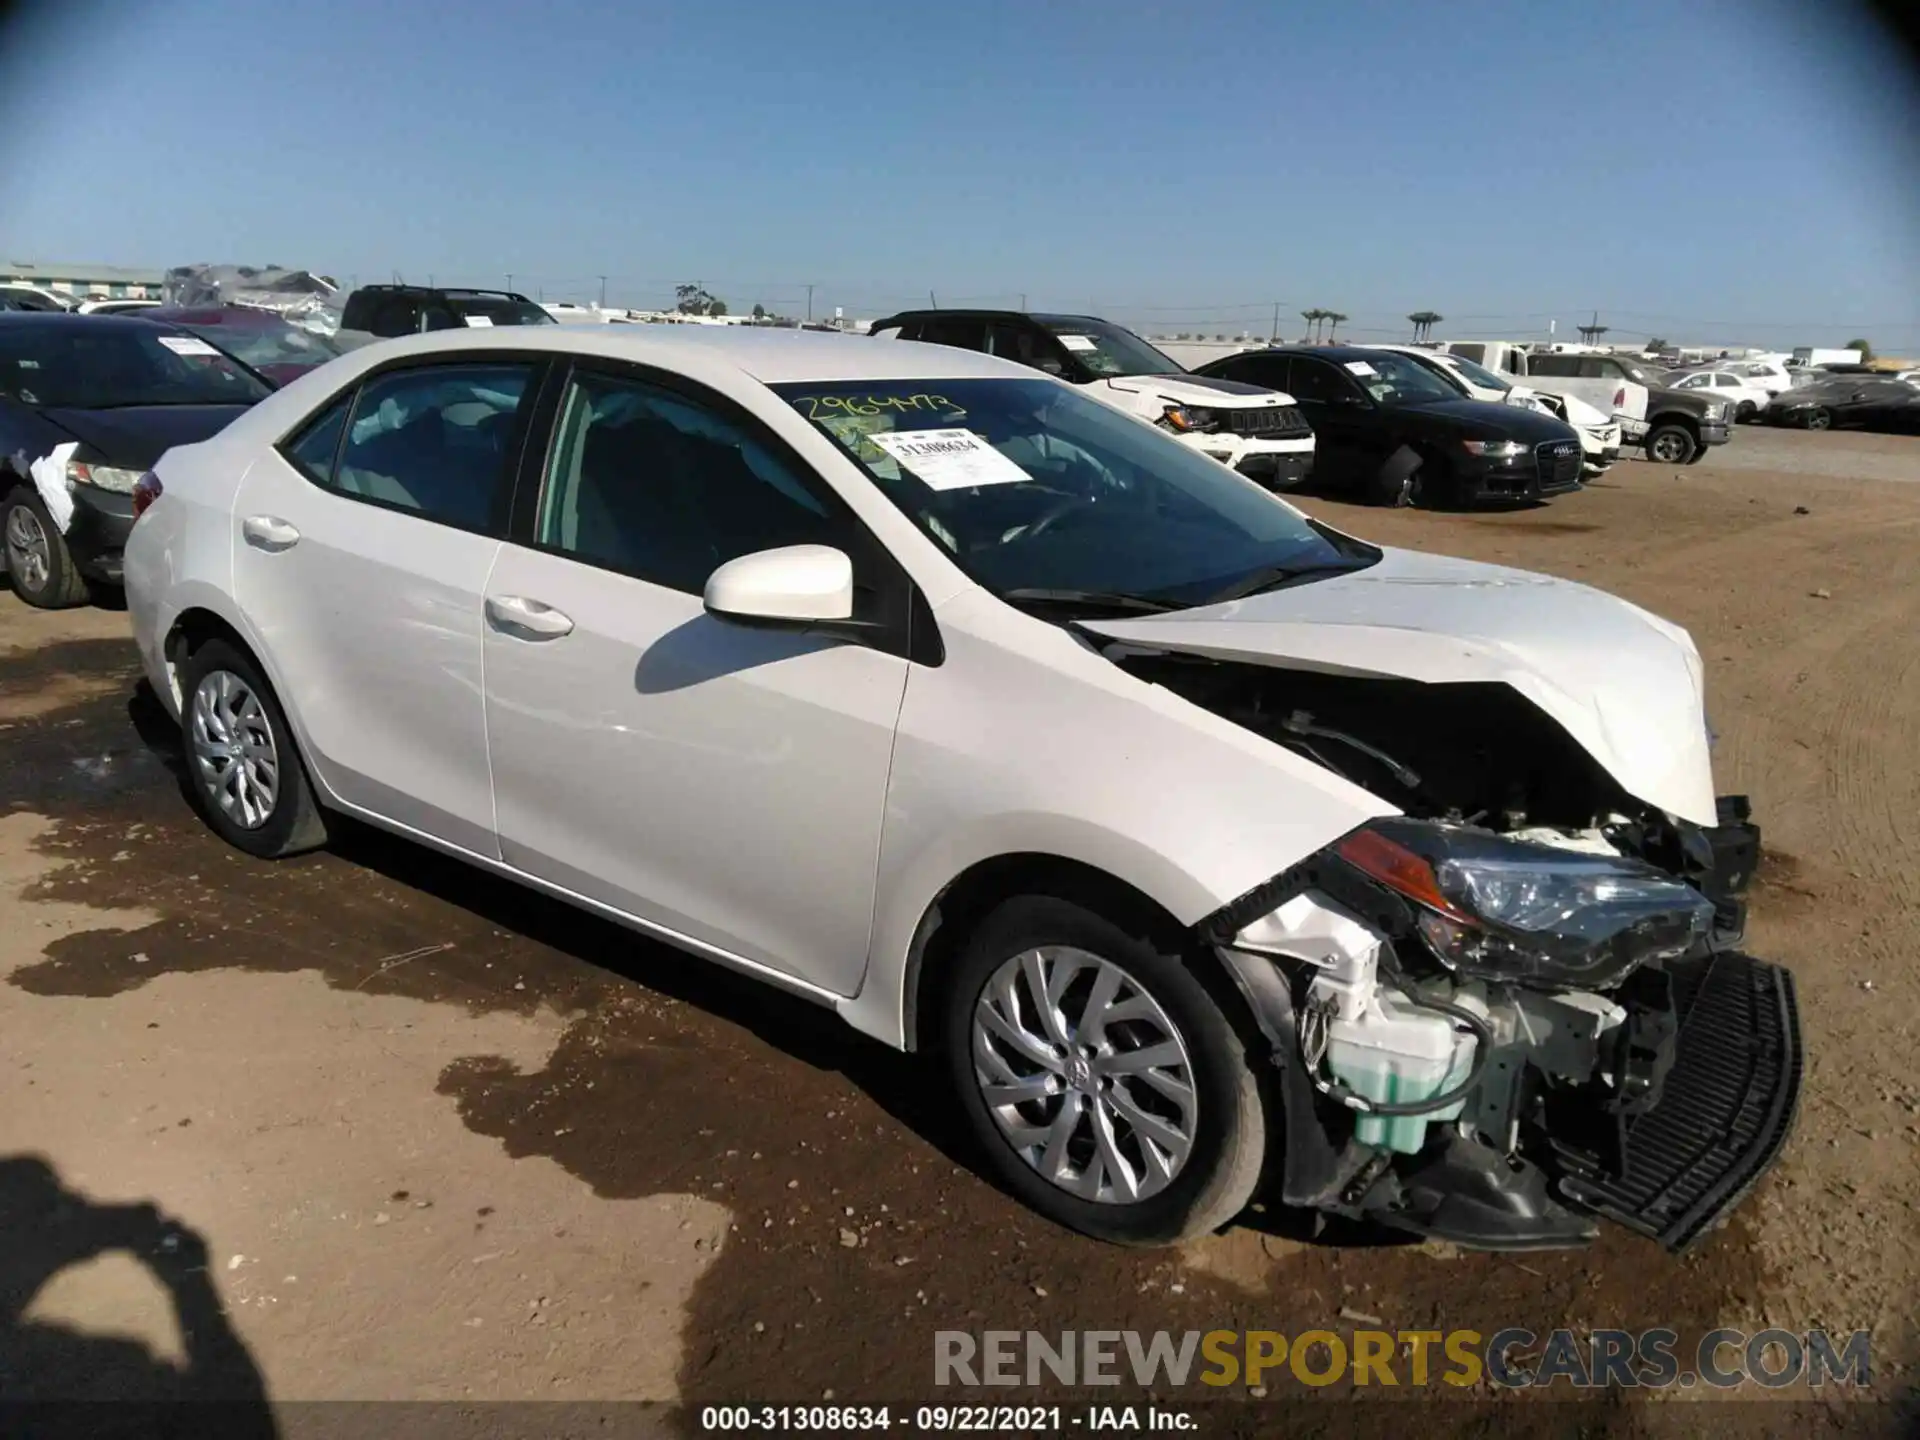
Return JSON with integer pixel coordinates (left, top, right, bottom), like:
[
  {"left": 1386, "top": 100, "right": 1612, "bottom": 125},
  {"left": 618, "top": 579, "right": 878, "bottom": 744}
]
[{"left": 232, "top": 357, "right": 545, "bottom": 854}]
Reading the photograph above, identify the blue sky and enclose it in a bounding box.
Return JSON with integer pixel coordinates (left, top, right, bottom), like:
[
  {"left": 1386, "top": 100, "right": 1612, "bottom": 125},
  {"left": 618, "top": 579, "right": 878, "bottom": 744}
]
[{"left": 2, "top": 0, "right": 1915, "bottom": 349}]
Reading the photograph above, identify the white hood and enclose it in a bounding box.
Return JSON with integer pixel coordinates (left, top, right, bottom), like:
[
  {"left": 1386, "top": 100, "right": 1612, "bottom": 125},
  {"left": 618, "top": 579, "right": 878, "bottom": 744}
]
[
  {"left": 1081, "top": 547, "right": 1718, "bottom": 826},
  {"left": 1093, "top": 373, "right": 1293, "bottom": 409}
]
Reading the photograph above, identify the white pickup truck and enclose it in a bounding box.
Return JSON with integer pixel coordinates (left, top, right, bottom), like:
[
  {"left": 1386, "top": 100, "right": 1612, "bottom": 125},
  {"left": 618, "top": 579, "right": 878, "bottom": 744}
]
[{"left": 1438, "top": 341, "right": 1734, "bottom": 464}]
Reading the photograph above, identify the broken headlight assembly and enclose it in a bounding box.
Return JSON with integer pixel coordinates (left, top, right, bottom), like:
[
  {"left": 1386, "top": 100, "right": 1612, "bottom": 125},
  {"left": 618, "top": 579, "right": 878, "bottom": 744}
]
[
  {"left": 1158, "top": 404, "right": 1217, "bottom": 434},
  {"left": 1335, "top": 819, "right": 1714, "bottom": 990}
]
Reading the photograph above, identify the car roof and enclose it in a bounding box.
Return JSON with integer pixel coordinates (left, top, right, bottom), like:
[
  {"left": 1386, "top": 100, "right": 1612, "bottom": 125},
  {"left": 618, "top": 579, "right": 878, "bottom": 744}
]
[
  {"left": 0, "top": 311, "right": 184, "bottom": 334},
  {"left": 874, "top": 309, "right": 1104, "bottom": 326},
  {"left": 322, "top": 323, "right": 1030, "bottom": 384},
  {"left": 141, "top": 306, "right": 283, "bottom": 326}
]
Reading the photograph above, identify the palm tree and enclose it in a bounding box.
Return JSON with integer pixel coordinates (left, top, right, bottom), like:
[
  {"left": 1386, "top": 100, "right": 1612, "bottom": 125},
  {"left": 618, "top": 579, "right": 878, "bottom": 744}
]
[
  {"left": 1325, "top": 311, "right": 1349, "bottom": 342},
  {"left": 1300, "top": 307, "right": 1324, "bottom": 342},
  {"left": 1408, "top": 310, "right": 1443, "bottom": 342}
]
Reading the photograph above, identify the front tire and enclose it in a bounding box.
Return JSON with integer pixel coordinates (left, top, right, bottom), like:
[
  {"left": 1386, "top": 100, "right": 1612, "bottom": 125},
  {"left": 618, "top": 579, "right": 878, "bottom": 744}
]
[
  {"left": 1645, "top": 423, "right": 1698, "bottom": 464},
  {"left": 2, "top": 489, "right": 89, "bottom": 609},
  {"left": 943, "top": 894, "right": 1269, "bottom": 1246},
  {"left": 1736, "top": 401, "right": 1757, "bottom": 422},
  {"left": 178, "top": 638, "right": 329, "bottom": 858},
  {"left": 1805, "top": 407, "right": 1832, "bottom": 431}
]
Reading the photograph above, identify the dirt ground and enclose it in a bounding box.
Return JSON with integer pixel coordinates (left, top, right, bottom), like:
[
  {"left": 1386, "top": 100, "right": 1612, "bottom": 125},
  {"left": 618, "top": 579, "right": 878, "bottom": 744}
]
[{"left": 1, "top": 424, "right": 1917, "bottom": 1433}]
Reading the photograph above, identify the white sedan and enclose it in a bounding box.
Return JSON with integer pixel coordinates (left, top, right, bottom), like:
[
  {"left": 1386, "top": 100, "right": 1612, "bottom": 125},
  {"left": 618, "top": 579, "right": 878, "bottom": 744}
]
[
  {"left": 1669, "top": 368, "right": 1772, "bottom": 420},
  {"left": 123, "top": 326, "right": 1798, "bottom": 1251}
]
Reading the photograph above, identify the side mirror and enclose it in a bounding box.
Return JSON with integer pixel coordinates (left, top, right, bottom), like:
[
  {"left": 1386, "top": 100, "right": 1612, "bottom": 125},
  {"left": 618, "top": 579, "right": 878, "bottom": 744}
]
[{"left": 704, "top": 544, "right": 854, "bottom": 626}]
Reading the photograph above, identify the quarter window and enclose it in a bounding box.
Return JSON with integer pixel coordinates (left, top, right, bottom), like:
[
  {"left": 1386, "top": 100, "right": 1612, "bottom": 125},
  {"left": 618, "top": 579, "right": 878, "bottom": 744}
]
[
  {"left": 321, "top": 364, "right": 534, "bottom": 531},
  {"left": 282, "top": 394, "right": 351, "bottom": 485},
  {"left": 535, "top": 370, "right": 854, "bottom": 597}
]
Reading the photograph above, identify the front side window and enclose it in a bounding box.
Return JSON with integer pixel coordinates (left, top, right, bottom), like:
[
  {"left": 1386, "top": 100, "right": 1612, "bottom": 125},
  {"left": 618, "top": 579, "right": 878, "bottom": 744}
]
[
  {"left": 0, "top": 324, "right": 272, "bottom": 407},
  {"left": 777, "top": 377, "right": 1375, "bottom": 610},
  {"left": 536, "top": 370, "right": 850, "bottom": 596},
  {"left": 325, "top": 363, "right": 534, "bottom": 531},
  {"left": 1284, "top": 358, "right": 1362, "bottom": 404}
]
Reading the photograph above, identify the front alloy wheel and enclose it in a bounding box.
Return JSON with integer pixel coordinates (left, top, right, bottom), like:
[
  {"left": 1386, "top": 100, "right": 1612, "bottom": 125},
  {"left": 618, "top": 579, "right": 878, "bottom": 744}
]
[
  {"left": 944, "top": 894, "right": 1270, "bottom": 1245},
  {"left": 972, "top": 947, "right": 1198, "bottom": 1203}
]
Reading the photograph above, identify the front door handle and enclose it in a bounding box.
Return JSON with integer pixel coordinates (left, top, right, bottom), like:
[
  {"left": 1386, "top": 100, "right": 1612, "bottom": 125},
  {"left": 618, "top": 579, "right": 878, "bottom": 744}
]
[
  {"left": 485, "top": 594, "right": 574, "bottom": 639},
  {"left": 242, "top": 515, "right": 300, "bottom": 551}
]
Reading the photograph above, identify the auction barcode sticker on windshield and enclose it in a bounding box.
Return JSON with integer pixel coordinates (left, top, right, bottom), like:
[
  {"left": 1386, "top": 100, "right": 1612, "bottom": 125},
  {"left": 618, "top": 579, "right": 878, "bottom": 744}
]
[
  {"left": 868, "top": 429, "right": 1032, "bottom": 491},
  {"left": 464, "top": 315, "right": 495, "bottom": 327},
  {"left": 156, "top": 335, "right": 221, "bottom": 358},
  {"left": 1056, "top": 333, "right": 1098, "bottom": 352}
]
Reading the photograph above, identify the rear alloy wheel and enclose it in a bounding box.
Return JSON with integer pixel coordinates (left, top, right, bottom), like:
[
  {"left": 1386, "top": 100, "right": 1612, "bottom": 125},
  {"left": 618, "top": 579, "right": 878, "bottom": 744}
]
[
  {"left": 2, "top": 490, "right": 89, "bottom": 609},
  {"left": 944, "top": 894, "right": 1269, "bottom": 1245},
  {"left": 1805, "top": 408, "right": 1833, "bottom": 431},
  {"left": 179, "top": 638, "right": 328, "bottom": 858},
  {"left": 1645, "top": 424, "right": 1698, "bottom": 465}
]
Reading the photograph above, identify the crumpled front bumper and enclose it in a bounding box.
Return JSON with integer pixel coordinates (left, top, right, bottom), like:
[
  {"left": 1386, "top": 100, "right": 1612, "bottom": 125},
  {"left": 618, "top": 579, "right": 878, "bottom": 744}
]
[{"left": 1552, "top": 948, "right": 1802, "bottom": 1251}]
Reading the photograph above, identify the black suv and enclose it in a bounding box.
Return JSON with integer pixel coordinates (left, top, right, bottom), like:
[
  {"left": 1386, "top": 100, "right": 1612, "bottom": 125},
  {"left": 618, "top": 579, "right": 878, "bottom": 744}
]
[
  {"left": 1194, "top": 346, "right": 1585, "bottom": 507},
  {"left": 336, "top": 285, "right": 557, "bottom": 340}
]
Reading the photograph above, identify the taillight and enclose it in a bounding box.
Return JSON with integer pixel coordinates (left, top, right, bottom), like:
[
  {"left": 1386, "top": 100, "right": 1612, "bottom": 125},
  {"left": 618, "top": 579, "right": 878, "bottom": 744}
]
[
  {"left": 132, "top": 471, "right": 162, "bottom": 518},
  {"left": 1613, "top": 387, "right": 1626, "bottom": 410}
]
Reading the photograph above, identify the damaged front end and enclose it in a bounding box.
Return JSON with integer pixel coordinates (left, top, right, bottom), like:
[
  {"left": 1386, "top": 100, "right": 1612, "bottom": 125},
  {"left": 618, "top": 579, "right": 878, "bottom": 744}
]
[{"left": 1129, "top": 656, "right": 1798, "bottom": 1252}]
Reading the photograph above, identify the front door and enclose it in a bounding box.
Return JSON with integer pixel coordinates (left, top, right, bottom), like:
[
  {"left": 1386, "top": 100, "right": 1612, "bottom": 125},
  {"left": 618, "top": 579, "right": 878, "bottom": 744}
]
[
  {"left": 230, "top": 358, "right": 543, "bottom": 853},
  {"left": 482, "top": 364, "right": 912, "bottom": 994}
]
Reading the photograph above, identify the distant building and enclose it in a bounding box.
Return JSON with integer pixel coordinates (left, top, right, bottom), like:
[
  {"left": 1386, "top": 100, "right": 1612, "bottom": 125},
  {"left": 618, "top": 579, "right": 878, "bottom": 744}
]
[{"left": 0, "top": 261, "right": 167, "bottom": 299}]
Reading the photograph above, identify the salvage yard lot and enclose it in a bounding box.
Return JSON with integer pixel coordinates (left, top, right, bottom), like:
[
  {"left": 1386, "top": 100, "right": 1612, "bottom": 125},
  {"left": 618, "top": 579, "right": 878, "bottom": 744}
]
[{"left": 1, "top": 425, "right": 1917, "bottom": 1420}]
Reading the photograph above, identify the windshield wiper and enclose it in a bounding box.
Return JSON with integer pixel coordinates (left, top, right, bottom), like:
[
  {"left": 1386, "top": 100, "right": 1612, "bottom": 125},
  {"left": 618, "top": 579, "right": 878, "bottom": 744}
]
[
  {"left": 998, "top": 588, "right": 1181, "bottom": 615},
  {"left": 1201, "top": 562, "right": 1361, "bottom": 605}
]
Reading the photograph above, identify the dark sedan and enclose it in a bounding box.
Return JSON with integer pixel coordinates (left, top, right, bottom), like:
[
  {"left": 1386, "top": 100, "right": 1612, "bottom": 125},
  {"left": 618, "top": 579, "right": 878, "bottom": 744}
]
[
  {"left": 135, "top": 305, "right": 343, "bottom": 387},
  {"left": 1194, "top": 345, "right": 1585, "bottom": 506},
  {"left": 1767, "top": 376, "right": 1920, "bottom": 433},
  {"left": 1, "top": 313, "right": 271, "bottom": 607}
]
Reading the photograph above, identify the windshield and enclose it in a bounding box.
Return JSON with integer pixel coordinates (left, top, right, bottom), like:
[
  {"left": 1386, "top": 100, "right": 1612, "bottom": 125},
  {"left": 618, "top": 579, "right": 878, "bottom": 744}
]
[
  {"left": 1344, "top": 350, "right": 1462, "bottom": 406},
  {"left": 775, "top": 377, "right": 1375, "bottom": 609},
  {"left": 448, "top": 294, "right": 556, "bottom": 326},
  {"left": 1041, "top": 319, "right": 1183, "bottom": 379},
  {"left": 0, "top": 324, "right": 272, "bottom": 407},
  {"left": 183, "top": 319, "right": 341, "bottom": 373},
  {"left": 1440, "top": 352, "right": 1513, "bottom": 393}
]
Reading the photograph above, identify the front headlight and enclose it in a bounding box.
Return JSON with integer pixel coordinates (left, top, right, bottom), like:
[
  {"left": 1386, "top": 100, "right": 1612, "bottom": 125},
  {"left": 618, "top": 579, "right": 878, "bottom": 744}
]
[
  {"left": 66, "top": 460, "right": 144, "bottom": 494},
  {"left": 1332, "top": 819, "right": 1714, "bottom": 989},
  {"left": 1159, "top": 404, "right": 1217, "bottom": 433},
  {"left": 1459, "top": 439, "right": 1528, "bottom": 458}
]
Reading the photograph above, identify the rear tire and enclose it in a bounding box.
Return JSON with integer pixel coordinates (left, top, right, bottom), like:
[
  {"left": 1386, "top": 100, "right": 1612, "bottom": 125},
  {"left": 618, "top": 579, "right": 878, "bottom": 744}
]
[
  {"left": 943, "top": 894, "right": 1269, "bottom": 1246},
  {"left": 1736, "top": 401, "right": 1757, "bottom": 422},
  {"left": 1645, "top": 423, "right": 1698, "bottom": 465},
  {"left": 177, "top": 638, "right": 329, "bottom": 858},
  {"left": 2, "top": 489, "right": 90, "bottom": 609}
]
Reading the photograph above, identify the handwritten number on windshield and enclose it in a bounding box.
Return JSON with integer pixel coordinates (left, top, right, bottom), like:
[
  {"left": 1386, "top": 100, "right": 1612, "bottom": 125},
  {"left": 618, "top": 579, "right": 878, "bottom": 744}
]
[{"left": 795, "top": 393, "right": 962, "bottom": 421}]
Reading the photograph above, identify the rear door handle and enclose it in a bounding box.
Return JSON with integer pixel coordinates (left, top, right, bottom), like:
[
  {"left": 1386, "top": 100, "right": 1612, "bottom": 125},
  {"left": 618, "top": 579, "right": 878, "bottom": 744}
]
[
  {"left": 485, "top": 594, "right": 574, "bottom": 639},
  {"left": 242, "top": 515, "right": 300, "bottom": 551}
]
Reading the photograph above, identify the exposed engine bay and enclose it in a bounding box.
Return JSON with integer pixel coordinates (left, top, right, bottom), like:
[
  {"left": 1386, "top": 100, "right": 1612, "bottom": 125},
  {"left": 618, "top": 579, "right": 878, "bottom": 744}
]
[{"left": 1119, "top": 651, "right": 1801, "bottom": 1252}]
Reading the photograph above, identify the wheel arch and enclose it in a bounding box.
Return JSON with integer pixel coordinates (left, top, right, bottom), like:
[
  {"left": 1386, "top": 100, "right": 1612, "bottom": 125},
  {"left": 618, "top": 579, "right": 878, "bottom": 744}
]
[{"left": 888, "top": 851, "right": 1203, "bottom": 1057}]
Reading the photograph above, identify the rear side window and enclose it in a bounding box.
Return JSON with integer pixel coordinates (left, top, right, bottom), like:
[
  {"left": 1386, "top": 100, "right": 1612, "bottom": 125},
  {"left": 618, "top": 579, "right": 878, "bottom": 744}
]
[
  {"left": 1528, "top": 354, "right": 1577, "bottom": 377},
  {"left": 916, "top": 318, "right": 989, "bottom": 351},
  {"left": 313, "top": 363, "right": 536, "bottom": 532}
]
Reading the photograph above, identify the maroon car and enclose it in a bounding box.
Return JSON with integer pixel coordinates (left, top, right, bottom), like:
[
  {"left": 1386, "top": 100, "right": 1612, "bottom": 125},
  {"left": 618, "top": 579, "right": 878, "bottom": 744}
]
[{"left": 135, "top": 306, "right": 342, "bottom": 386}]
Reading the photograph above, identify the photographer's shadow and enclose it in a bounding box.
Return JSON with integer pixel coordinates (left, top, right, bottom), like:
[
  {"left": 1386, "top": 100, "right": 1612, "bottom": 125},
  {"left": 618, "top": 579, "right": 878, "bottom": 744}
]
[{"left": 0, "top": 1155, "right": 277, "bottom": 1437}]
